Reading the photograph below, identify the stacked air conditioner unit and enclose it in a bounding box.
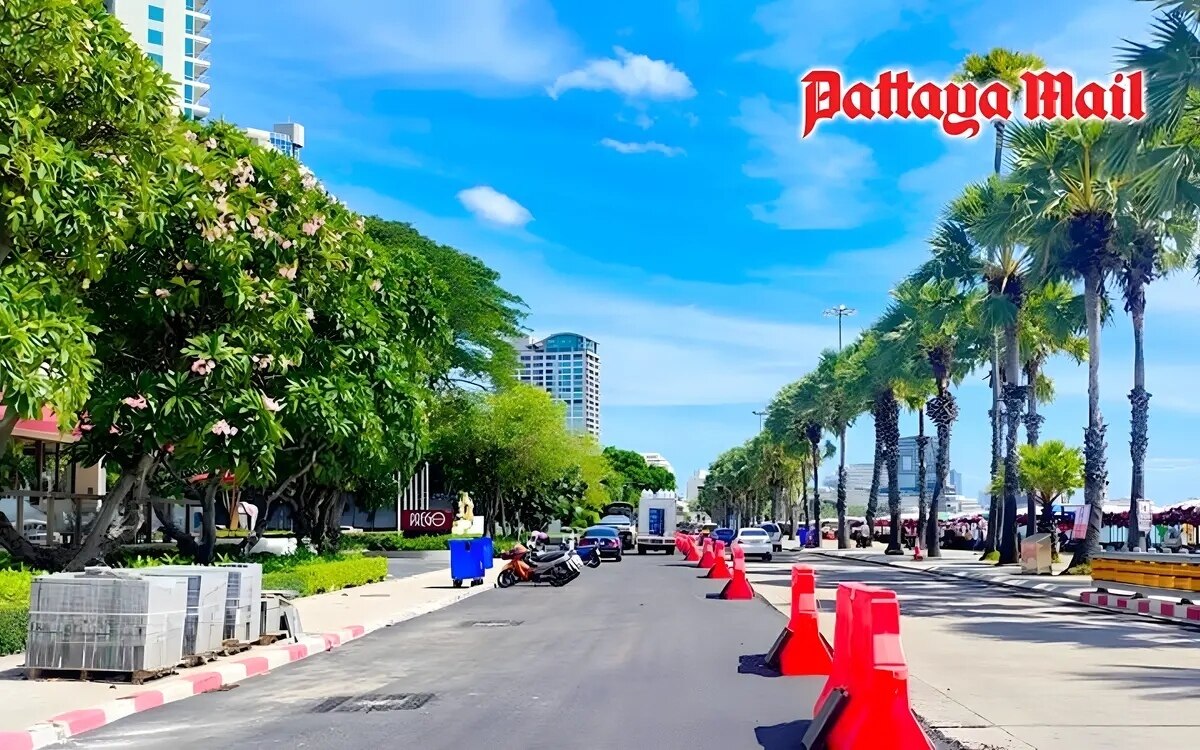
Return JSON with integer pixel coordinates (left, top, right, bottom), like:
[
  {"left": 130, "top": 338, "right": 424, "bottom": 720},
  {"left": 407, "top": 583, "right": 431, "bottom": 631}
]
[
  {"left": 25, "top": 568, "right": 187, "bottom": 674},
  {"left": 137, "top": 567, "right": 229, "bottom": 656},
  {"left": 216, "top": 562, "right": 262, "bottom": 643}
]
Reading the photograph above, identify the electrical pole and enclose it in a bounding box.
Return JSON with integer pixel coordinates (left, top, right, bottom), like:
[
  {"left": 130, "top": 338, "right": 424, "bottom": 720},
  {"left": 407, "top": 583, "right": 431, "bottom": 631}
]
[
  {"left": 823, "top": 304, "right": 856, "bottom": 549},
  {"left": 752, "top": 410, "right": 766, "bottom": 431}
]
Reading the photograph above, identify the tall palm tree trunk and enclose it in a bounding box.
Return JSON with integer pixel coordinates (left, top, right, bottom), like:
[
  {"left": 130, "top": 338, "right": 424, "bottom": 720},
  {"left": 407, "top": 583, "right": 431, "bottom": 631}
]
[
  {"left": 925, "top": 389, "right": 958, "bottom": 559},
  {"left": 807, "top": 428, "right": 821, "bottom": 547},
  {"left": 984, "top": 333, "right": 1003, "bottom": 557},
  {"left": 1069, "top": 266, "right": 1108, "bottom": 571},
  {"left": 864, "top": 409, "right": 884, "bottom": 548},
  {"left": 837, "top": 427, "right": 849, "bottom": 549},
  {"left": 915, "top": 407, "right": 930, "bottom": 550},
  {"left": 1023, "top": 360, "right": 1044, "bottom": 538},
  {"left": 999, "top": 324, "right": 1025, "bottom": 565},
  {"left": 1127, "top": 280, "right": 1150, "bottom": 551},
  {"left": 882, "top": 390, "right": 904, "bottom": 555}
]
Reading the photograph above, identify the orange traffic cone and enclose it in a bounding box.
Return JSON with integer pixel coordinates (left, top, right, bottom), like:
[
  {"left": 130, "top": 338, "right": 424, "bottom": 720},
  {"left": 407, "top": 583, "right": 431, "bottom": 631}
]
[
  {"left": 706, "top": 541, "right": 732, "bottom": 579},
  {"left": 719, "top": 545, "right": 755, "bottom": 600},
  {"left": 912, "top": 541, "right": 923, "bottom": 561}
]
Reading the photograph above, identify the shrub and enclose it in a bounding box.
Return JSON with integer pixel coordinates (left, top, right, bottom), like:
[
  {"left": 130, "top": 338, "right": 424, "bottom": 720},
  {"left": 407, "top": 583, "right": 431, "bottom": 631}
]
[
  {"left": 339, "top": 532, "right": 516, "bottom": 553},
  {"left": 0, "top": 604, "right": 27, "bottom": 656},
  {"left": 261, "top": 556, "right": 387, "bottom": 596},
  {"left": 0, "top": 570, "right": 33, "bottom": 605}
]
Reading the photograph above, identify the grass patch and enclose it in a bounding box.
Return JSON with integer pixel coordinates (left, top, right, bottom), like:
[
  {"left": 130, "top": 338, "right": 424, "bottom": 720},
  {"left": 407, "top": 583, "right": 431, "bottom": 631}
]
[
  {"left": 0, "top": 570, "right": 34, "bottom": 657},
  {"left": 980, "top": 551, "right": 1001, "bottom": 562},
  {"left": 262, "top": 555, "right": 387, "bottom": 596},
  {"left": 338, "top": 532, "right": 516, "bottom": 553},
  {"left": 1066, "top": 563, "right": 1092, "bottom": 576}
]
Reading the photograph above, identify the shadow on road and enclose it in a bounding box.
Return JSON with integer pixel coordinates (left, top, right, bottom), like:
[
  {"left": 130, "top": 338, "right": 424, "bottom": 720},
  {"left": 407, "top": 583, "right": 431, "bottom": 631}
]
[
  {"left": 754, "top": 719, "right": 812, "bottom": 749},
  {"left": 737, "top": 653, "right": 780, "bottom": 678}
]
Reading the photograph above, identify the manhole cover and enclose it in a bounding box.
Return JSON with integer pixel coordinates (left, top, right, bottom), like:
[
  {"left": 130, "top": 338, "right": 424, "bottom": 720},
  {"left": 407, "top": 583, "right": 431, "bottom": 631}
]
[
  {"left": 464, "top": 620, "right": 523, "bottom": 628},
  {"left": 312, "top": 693, "right": 435, "bottom": 713}
]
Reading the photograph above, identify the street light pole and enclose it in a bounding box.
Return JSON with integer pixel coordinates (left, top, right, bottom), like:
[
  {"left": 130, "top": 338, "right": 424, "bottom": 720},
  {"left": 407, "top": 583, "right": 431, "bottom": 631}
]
[
  {"left": 823, "top": 303, "right": 857, "bottom": 352},
  {"left": 752, "top": 410, "right": 766, "bottom": 431}
]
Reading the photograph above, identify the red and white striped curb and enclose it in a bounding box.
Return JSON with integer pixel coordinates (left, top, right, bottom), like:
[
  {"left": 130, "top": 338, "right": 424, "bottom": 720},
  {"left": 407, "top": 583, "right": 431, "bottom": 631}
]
[
  {"left": 0, "top": 579, "right": 494, "bottom": 750},
  {"left": 1080, "top": 590, "right": 1200, "bottom": 623}
]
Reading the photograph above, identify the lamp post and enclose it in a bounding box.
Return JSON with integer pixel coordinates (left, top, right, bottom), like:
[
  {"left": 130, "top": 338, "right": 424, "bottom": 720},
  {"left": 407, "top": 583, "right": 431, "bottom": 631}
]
[
  {"left": 823, "top": 304, "right": 857, "bottom": 352},
  {"left": 752, "top": 410, "right": 766, "bottom": 431}
]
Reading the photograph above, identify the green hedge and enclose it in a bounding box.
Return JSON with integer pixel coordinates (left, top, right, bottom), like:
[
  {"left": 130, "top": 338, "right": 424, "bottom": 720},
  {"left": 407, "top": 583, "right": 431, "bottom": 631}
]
[
  {"left": 261, "top": 555, "right": 387, "bottom": 596},
  {"left": 339, "top": 532, "right": 515, "bottom": 553},
  {"left": 0, "top": 605, "right": 27, "bottom": 656}
]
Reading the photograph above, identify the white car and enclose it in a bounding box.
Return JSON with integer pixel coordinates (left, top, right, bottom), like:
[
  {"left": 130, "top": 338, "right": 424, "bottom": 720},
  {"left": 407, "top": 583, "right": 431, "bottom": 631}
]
[
  {"left": 759, "top": 522, "right": 783, "bottom": 552},
  {"left": 734, "top": 527, "right": 773, "bottom": 561}
]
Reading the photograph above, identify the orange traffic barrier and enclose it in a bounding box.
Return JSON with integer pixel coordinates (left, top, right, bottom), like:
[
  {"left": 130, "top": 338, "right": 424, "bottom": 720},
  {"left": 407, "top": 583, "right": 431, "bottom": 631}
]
[
  {"left": 719, "top": 544, "right": 755, "bottom": 600},
  {"left": 813, "top": 583, "right": 932, "bottom": 750},
  {"left": 684, "top": 535, "right": 701, "bottom": 562},
  {"left": 697, "top": 537, "right": 716, "bottom": 569},
  {"left": 706, "top": 541, "right": 731, "bottom": 579},
  {"left": 765, "top": 565, "right": 832, "bottom": 676}
]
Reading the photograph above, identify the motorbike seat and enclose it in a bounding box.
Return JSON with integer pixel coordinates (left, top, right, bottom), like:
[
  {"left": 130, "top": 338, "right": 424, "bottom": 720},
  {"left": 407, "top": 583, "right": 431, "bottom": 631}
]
[{"left": 530, "top": 550, "right": 567, "bottom": 563}]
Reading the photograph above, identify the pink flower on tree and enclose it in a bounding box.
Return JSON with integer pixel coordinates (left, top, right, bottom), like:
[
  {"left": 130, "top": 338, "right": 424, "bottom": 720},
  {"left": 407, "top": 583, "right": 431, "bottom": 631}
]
[
  {"left": 301, "top": 215, "right": 325, "bottom": 236},
  {"left": 109, "top": 426, "right": 120, "bottom": 435},
  {"left": 211, "top": 420, "right": 239, "bottom": 437},
  {"left": 184, "top": 131, "right": 197, "bottom": 142},
  {"left": 370, "top": 279, "right": 382, "bottom": 292},
  {"left": 278, "top": 265, "right": 298, "bottom": 280},
  {"left": 154, "top": 288, "right": 170, "bottom": 298},
  {"left": 280, "top": 239, "right": 294, "bottom": 250},
  {"left": 204, "top": 137, "right": 218, "bottom": 150},
  {"left": 122, "top": 396, "right": 148, "bottom": 410},
  {"left": 305, "top": 307, "right": 316, "bottom": 322},
  {"left": 262, "top": 396, "right": 283, "bottom": 412},
  {"left": 191, "top": 359, "right": 215, "bottom": 376}
]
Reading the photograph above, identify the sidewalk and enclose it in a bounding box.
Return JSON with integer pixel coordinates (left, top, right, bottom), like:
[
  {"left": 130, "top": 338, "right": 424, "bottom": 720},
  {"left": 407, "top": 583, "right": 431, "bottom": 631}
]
[{"left": 0, "top": 565, "right": 498, "bottom": 750}]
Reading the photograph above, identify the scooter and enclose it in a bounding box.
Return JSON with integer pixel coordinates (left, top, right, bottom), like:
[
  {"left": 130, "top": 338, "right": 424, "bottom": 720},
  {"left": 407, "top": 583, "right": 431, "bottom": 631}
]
[
  {"left": 575, "top": 542, "right": 602, "bottom": 568},
  {"left": 496, "top": 544, "right": 583, "bottom": 588}
]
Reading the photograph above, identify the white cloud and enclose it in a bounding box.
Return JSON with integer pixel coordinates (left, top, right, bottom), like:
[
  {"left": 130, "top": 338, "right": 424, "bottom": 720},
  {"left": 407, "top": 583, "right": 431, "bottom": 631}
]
[
  {"left": 291, "top": 0, "right": 575, "bottom": 90},
  {"left": 740, "top": 0, "right": 929, "bottom": 69},
  {"left": 456, "top": 186, "right": 533, "bottom": 227},
  {"left": 547, "top": 47, "right": 696, "bottom": 100},
  {"left": 600, "top": 138, "right": 686, "bottom": 157},
  {"left": 635, "top": 113, "right": 655, "bottom": 130},
  {"left": 734, "top": 95, "right": 878, "bottom": 229}
]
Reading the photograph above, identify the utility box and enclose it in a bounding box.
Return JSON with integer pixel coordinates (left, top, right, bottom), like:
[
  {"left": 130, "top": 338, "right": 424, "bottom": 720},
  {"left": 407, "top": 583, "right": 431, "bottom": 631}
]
[{"left": 1021, "top": 533, "right": 1053, "bottom": 575}]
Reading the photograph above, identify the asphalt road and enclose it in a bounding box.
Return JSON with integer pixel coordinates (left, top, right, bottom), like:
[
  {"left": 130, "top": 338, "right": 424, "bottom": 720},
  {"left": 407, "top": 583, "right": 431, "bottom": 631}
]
[
  {"left": 64, "top": 552, "right": 824, "bottom": 750},
  {"left": 384, "top": 556, "right": 445, "bottom": 579}
]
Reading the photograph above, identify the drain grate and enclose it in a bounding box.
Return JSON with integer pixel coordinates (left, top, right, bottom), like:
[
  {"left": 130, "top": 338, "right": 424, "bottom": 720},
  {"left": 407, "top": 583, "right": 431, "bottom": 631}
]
[
  {"left": 312, "top": 693, "right": 435, "bottom": 713},
  {"left": 464, "top": 619, "right": 523, "bottom": 628}
]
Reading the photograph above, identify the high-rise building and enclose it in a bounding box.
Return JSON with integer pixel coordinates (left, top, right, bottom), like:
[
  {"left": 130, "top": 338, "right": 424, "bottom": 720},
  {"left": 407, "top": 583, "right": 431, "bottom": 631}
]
[
  {"left": 245, "top": 123, "right": 306, "bottom": 160},
  {"left": 515, "top": 333, "right": 600, "bottom": 437},
  {"left": 893, "top": 436, "right": 959, "bottom": 495},
  {"left": 686, "top": 469, "right": 708, "bottom": 503},
  {"left": 105, "top": 0, "right": 211, "bottom": 119},
  {"left": 640, "top": 453, "right": 675, "bottom": 479}
]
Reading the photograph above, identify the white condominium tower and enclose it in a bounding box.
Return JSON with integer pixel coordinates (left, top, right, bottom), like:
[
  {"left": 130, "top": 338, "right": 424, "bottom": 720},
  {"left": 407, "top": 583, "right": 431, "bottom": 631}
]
[
  {"left": 105, "top": 0, "right": 211, "bottom": 119},
  {"left": 516, "top": 333, "right": 601, "bottom": 437},
  {"left": 640, "top": 453, "right": 675, "bottom": 479}
]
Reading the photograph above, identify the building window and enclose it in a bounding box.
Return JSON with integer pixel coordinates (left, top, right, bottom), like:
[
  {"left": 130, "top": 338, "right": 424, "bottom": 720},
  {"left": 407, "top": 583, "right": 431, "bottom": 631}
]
[
  {"left": 147, "top": 28, "right": 164, "bottom": 46},
  {"left": 901, "top": 456, "right": 913, "bottom": 471},
  {"left": 184, "top": 61, "right": 195, "bottom": 80},
  {"left": 183, "top": 84, "right": 195, "bottom": 103},
  {"left": 148, "top": 5, "right": 165, "bottom": 22},
  {"left": 148, "top": 52, "right": 164, "bottom": 68},
  {"left": 185, "top": 38, "right": 194, "bottom": 56},
  {"left": 186, "top": 15, "right": 194, "bottom": 33},
  {"left": 182, "top": 105, "right": 194, "bottom": 119}
]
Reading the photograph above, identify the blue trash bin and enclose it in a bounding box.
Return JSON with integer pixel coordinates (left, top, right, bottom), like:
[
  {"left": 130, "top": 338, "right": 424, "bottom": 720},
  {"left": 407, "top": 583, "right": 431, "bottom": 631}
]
[
  {"left": 449, "top": 539, "right": 485, "bottom": 588},
  {"left": 479, "top": 537, "right": 494, "bottom": 569},
  {"left": 798, "top": 527, "right": 810, "bottom": 546}
]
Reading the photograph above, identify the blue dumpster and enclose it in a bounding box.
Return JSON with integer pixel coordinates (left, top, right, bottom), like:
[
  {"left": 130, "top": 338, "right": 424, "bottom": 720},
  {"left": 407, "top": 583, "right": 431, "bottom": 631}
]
[
  {"left": 449, "top": 539, "right": 485, "bottom": 588},
  {"left": 798, "top": 527, "right": 810, "bottom": 546},
  {"left": 479, "top": 537, "right": 494, "bottom": 569}
]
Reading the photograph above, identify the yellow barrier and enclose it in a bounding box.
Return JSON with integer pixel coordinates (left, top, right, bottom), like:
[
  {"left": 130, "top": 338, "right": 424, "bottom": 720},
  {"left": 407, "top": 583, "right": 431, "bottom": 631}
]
[{"left": 1091, "top": 555, "right": 1200, "bottom": 594}]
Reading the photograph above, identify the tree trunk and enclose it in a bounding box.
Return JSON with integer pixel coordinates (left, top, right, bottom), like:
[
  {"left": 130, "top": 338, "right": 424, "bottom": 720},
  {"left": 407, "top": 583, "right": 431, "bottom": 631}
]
[
  {"left": 1038, "top": 497, "right": 1060, "bottom": 563},
  {"left": 1069, "top": 267, "right": 1107, "bottom": 571},
  {"left": 925, "top": 391, "right": 958, "bottom": 558},
  {"left": 65, "top": 454, "right": 156, "bottom": 571},
  {"left": 809, "top": 433, "right": 821, "bottom": 547},
  {"left": 983, "top": 331, "right": 1003, "bottom": 557},
  {"left": 836, "top": 427, "right": 849, "bottom": 549},
  {"left": 864, "top": 410, "right": 883, "bottom": 548},
  {"left": 196, "top": 479, "right": 221, "bottom": 564},
  {"left": 0, "top": 408, "right": 18, "bottom": 457},
  {"left": 882, "top": 390, "right": 903, "bottom": 554},
  {"left": 1023, "top": 360, "right": 1043, "bottom": 537},
  {"left": 800, "top": 470, "right": 809, "bottom": 538},
  {"left": 1127, "top": 286, "right": 1150, "bottom": 552},
  {"left": 993, "top": 120, "right": 1006, "bottom": 174},
  {"left": 915, "top": 408, "right": 930, "bottom": 549},
  {"left": 999, "top": 324, "right": 1025, "bottom": 565}
]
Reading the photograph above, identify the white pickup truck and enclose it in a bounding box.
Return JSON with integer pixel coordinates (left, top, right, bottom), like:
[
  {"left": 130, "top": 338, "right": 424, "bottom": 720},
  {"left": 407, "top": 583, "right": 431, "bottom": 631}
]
[
  {"left": 636, "top": 493, "right": 677, "bottom": 555},
  {"left": 599, "top": 502, "right": 637, "bottom": 550}
]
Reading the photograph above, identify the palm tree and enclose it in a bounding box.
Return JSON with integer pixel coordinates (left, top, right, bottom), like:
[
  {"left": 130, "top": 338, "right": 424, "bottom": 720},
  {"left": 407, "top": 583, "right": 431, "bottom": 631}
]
[
  {"left": 992, "top": 121, "right": 1130, "bottom": 571},
  {"left": 881, "top": 278, "right": 985, "bottom": 557},
  {"left": 810, "top": 345, "right": 867, "bottom": 549},
  {"left": 1019, "top": 281, "right": 1088, "bottom": 535},
  {"left": 1017, "top": 440, "right": 1085, "bottom": 563}
]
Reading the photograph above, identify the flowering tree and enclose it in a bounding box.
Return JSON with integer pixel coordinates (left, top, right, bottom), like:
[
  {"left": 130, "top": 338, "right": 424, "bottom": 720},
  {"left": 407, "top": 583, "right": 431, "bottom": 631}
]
[{"left": 0, "top": 0, "right": 180, "bottom": 565}]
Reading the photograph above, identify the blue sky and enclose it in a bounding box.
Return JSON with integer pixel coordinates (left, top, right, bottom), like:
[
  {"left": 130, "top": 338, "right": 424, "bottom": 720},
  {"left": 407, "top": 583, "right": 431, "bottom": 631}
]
[{"left": 203, "top": 0, "right": 1200, "bottom": 504}]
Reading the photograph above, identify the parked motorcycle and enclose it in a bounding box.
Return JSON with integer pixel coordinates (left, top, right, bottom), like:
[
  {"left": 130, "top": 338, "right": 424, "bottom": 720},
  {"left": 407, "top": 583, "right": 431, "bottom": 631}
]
[
  {"left": 575, "top": 543, "right": 602, "bottom": 568},
  {"left": 497, "top": 544, "right": 584, "bottom": 588}
]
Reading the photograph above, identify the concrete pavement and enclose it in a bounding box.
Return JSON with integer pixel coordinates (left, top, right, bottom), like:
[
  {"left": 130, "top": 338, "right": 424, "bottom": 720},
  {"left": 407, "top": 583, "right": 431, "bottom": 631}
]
[
  {"left": 0, "top": 565, "right": 498, "bottom": 748},
  {"left": 747, "top": 551, "right": 1200, "bottom": 750},
  {"left": 62, "top": 555, "right": 826, "bottom": 750}
]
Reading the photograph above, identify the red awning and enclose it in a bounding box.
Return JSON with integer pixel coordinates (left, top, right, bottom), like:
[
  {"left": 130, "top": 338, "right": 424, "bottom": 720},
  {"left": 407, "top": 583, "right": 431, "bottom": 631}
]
[{"left": 0, "top": 405, "right": 77, "bottom": 443}]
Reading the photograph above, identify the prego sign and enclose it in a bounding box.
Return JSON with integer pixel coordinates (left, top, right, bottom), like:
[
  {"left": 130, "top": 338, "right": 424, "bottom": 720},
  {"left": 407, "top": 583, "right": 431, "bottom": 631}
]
[{"left": 401, "top": 509, "right": 453, "bottom": 533}]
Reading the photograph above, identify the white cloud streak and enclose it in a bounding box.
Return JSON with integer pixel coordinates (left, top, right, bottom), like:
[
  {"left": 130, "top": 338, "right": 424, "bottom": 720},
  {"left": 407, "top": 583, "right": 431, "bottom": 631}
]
[
  {"left": 456, "top": 186, "right": 533, "bottom": 227},
  {"left": 600, "top": 138, "right": 686, "bottom": 157},
  {"left": 548, "top": 47, "right": 696, "bottom": 100}
]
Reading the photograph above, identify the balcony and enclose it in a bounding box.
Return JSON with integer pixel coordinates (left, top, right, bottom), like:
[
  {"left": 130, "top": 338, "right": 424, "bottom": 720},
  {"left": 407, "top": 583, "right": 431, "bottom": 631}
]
[
  {"left": 186, "top": 11, "right": 210, "bottom": 35},
  {"left": 186, "top": 0, "right": 210, "bottom": 12}
]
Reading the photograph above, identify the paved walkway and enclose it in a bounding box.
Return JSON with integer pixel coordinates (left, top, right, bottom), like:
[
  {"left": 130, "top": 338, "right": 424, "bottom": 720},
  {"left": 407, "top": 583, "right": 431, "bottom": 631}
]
[
  {"left": 747, "top": 551, "right": 1200, "bottom": 750},
  {"left": 62, "top": 556, "right": 826, "bottom": 750},
  {"left": 0, "top": 565, "right": 497, "bottom": 743}
]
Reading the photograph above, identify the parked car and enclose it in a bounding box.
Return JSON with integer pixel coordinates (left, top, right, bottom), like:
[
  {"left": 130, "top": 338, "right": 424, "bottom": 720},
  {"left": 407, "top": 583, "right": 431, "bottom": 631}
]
[
  {"left": 759, "top": 522, "right": 783, "bottom": 552},
  {"left": 579, "top": 525, "right": 624, "bottom": 561},
  {"left": 734, "top": 527, "right": 773, "bottom": 561},
  {"left": 699, "top": 523, "right": 718, "bottom": 539},
  {"left": 711, "top": 527, "right": 736, "bottom": 547},
  {"left": 598, "top": 513, "right": 636, "bottom": 551}
]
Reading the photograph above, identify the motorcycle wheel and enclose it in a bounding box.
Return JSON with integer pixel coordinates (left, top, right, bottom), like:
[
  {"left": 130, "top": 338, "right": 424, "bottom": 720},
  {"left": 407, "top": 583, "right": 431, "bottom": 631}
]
[
  {"left": 585, "top": 555, "right": 601, "bottom": 569},
  {"left": 497, "top": 570, "right": 518, "bottom": 588},
  {"left": 549, "top": 569, "right": 573, "bottom": 587}
]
